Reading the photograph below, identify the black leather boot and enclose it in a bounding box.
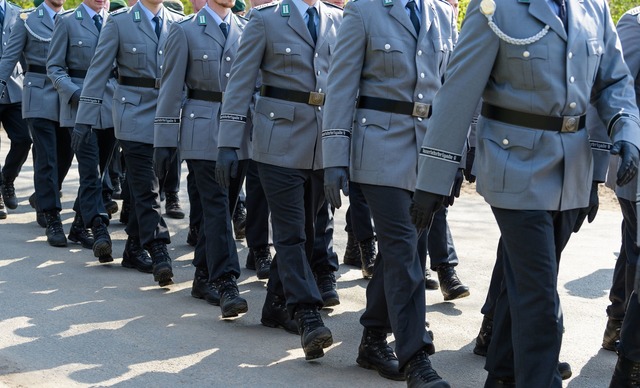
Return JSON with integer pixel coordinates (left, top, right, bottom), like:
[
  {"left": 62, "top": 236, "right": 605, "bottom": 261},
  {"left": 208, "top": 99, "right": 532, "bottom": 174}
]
[
  {"left": 425, "top": 269, "right": 440, "bottom": 290},
  {"left": 474, "top": 315, "right": 492, "bottom": 356},
  {"left": 68, "top": 213, "right": 94, "bottom": 249},
  {"left": 232, "top": 201, "right": 247, "bottom": 240},
  {"left": 436, "top": 264, "right": 470, "bottom": 301},
  {"left": 91, "top": 216, "right": 113, "bottom": 262},
  {"left": 253, "top": 245, "right": 272, "bottom": 280},
  {"left": 215, "top": 274, "right": 248, "bottom": 318},
  {"left": 122, "top": 235, "right": 153, "bottom": 273},
  {"left": 294, "top": 305, "right": 333, "bottom": 360},
  {"left": 343, "top": 231, "right": 362, "bottom": 267},
  {"left": 186, "top": 223, "right": 199, "bottom": 247},
  {"left": 147, "top": 239, "right": 174, "bottom": 286},
  {"left": 603, "top": 317, "right": 623, "bottom": 351},
  {"left": 164, "top": 192, "right": 184, "bottom": 219},
  {"left": 405, "top": 349, "right": 450, "bottom": 388},
  {"left": 45, "top": 211, "right": 67, "bottom": 247},
  {"left": 609, "top": 355, "right": 640, "bottom": 387},
  {"left": 191, "top": 268, "right": 220, "bottom": 306},
  {"left": 315, "top": 270, "right": 340, "bottom": 307},
  {"left": 1, "top": 177, "right": 17, "bottom": 209},
  {"left": 359, "top": 237, "right": 377, "bottom": 279},
  {"left": 356, "top": 328, "right": 404, "bottom": 381},
  {"left": 261, "top": 291, "right": 298, "bottom": 334}
]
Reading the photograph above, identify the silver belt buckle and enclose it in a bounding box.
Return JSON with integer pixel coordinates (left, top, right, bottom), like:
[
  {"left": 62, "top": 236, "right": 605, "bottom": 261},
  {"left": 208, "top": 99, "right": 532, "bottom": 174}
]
[
  {"left": 308, "top": 92, "right": 325, "bottom": 106},
  {"left": 561, "top": 116, "right": 579, "bottom": 133},
  {"left": 155, "top": 78, "right": 161, "bottom": 89},
  {"left": 412, "top": 102, "right": 431, "bottom": 118}
]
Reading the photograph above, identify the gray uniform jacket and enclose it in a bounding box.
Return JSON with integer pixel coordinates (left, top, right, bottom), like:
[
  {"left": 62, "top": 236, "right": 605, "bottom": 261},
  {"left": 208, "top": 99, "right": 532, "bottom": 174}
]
[
  {"left": 47, "top": 6, "right": 115, "bottom": 129},
  {"left": 0, "top": 2, "right": 25, "bottom": 104},
  {"left": 322, "top": 0, "right": 456, "bottom": 192},
  {"left": 0, "top": 4, "right": 61, "bottom": 121},
  {"left": 604, "top": 7, "right": 640, "bottom": 202},
  {"left": 217, "top": 0, "right": 343, "bottom": 171},
  {"left": 75, "top": 3, "right": 183, "bottom": 144},
  {"left": 154, "top": 10, "right": 250, "bottom": 162},
  {"left": 415, "top": 0, "right": 640, "bottom": 211}
]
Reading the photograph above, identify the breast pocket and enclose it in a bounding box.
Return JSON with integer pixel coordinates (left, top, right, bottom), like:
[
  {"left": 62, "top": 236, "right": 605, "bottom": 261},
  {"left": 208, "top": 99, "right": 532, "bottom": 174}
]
[
  {"left": 70, "top": 36, "right": 95, "bottom": 64},
  {"left": 273, "top": 43, "right": 302, "bottom": 74},
  {"left": 113, "top": 88, "right": 141, "bottom": 133},
  {"left": 192, "top": 49, "right": 219, "bottom": 80},
  {"left": 254, "top": 97, "right": 295, "bottom": 156},
  {"left": 585, "top": 38, "right": 603, "bottom": 84},
  {"left": 123, "top": 43, "right": 147, "bottom": 69},
  {"left": 370, "top": 37, "right": 405, "bottom": 78},
  {"left": 506, "top": 44, "right": 549, "bottom": 90},
  {"left": 181, "top": 104, "right": 215, "bottom": 151}
]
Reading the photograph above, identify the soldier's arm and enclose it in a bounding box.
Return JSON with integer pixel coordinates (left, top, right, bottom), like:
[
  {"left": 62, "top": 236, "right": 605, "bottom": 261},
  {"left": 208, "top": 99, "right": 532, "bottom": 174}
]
[
  {"left": 0, "top": 17, "right": 27, "bottom": 90},
  {"left": 218, "top": 9, "right": 266, "bottom": 149},
  {"left": 154, "top": 22, "right": 187, "bottom": 148},
  {"left": 47, "top": 18, "right": 78, "bottom": 104},
  {"left": 76, "top": 15, "right": 119, "bottom": 126},
  {"left": 322, "top": 1, "right": 366, "bottom": 169}
]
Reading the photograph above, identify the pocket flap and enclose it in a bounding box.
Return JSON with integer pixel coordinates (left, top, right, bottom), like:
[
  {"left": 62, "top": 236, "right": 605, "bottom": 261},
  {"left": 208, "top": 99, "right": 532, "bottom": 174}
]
[
  {"left": 255, "top": 97, "right": 295, "bottom": 121},
  {"left": 356, "top": 108, "right": 391, "bottom": 130},
  {"left": 182, "top": 104, "right": 214, "bottom": 120},
  {"left": 370, "top": 37, "right": 404, "bottom": 53},
  {"left": 506, "top": 44, "right": 548, "bottom": 60},
  {"left": 273, "top": 43, "right": 301, "bottom": 55},
  {"left": 25, "top": 76, "right": 45, "bottom": 88},
  {"left": 114, "top": 88, "right": 141, "bottom": 106},
  {"left": 123, "top": 43, "right": 146, "bottom": 54},
  {"left": 482, "top": 124, "right": 537, "bottom": 150}
]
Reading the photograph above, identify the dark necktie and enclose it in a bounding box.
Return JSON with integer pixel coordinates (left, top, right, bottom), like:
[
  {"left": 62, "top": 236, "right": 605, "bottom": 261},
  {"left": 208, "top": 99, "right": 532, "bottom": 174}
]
[
  {"left": 306, "top": 7, "right": 317, "bottom": 43},
  {"left": 219, "top": 22, "right": 228, "bottom": 38},
  {"left": 553, "top": 0, "right": 567, "bottom": 30},
  {"left": 0, "top": 7, "right": 5, "bottom": 28},
  {"left": 406, "top": 0, "right": 420, "bottom": 34},
  {"left": 93, "top": 14, "right": 102, "bottom": 33},
  {"left": 152, "top": 15, "right": 161, "bottom": 38}
]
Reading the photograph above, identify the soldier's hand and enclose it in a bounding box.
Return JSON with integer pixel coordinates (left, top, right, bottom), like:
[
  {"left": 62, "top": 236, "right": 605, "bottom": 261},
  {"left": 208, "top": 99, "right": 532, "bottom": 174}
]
[
  {"left": 324, "top": 167, "right": 349, "bottom": 209},
  {"left": 411, "top": 189, "right": 446, "bottom": 230},
  {"left": 573, "top": 181, "right": 599, "bottom": 233},
  {"left": 611, "top": 141, "right": 640, "bottom": 186},
  {"left": 447, "top": 169, "right": 464, "bottom": 206},
  {"left": 70, "top": 90, "right": 81, "bottom": 105},
  {"left": 153, "top": 147, "right": 177, "bottom": 179},
  {"left": 464, "top": 147, "right": 476, "bottom": 183},
  {"left": 215, "top": 147, "right": 238, "bottom": 189},
  {"left": 70, "top": 124, "right": 92, "bottom": 153}
]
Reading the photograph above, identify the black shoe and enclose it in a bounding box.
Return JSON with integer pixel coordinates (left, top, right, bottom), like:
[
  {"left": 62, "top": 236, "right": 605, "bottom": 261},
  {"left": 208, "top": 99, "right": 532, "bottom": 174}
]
[
  {"left": 343, "top": 231, "right": 362, "bottom": 267},
  {"left": 45, "top": 211, "right": 67, "bottom": 247},
  {"left": 294, "top": 305, "right": 333, "bottom": 360},
  {"left": 36, "top": 211, "right": 46, "bottom": 228},
  {"left": 610, "top": 354, "right": 640, "bottom": 387},
  {"left": 119, "top": 201, "right": 130, "bottom": 225},
  {"left": 357, "top": 328, "right": 404, "bottom": 381},
  {"left": 425, "top": 269, "right": 440, "bottom": 290},
  {"left": 122, "top": 236, "right": 153, "bottom": 273},
  {"left": 436, "top": 264, "right": 470, "bottom": 301},
  {"left": 603, "top": 317, "right": 622, "bottom": 351},
  {"left": 245, "top": 249, "right": 256, "bottom": 270},
  {"left": 191, "top": 268, "right": 220, "bottom": 306},
  {"left": 29, "top": 192, "right": 37, "bottom": 209},
  {"left": 232, "top": 201, "right": 247, "bottom": 240},
  {"left": 148, "top": 240, "right": 174, "bottom": 286},
  {"left": 261, "top": 291, "right": 298, "bottom": 334},
  {"left": 405, "top": 349, "right": 450, "bottom": 388},
  {"left": 111, "top": 179, "right": 122, "bottom": 200},
  {"left": 253, "top": 246, "right": 272, "bottom": 280},
  {"left": 215, "top": 274, "right": 248, "bottom": 318},
  {"left": 0, "top": 194, "right": 6, "bottom": 220},
  {"left": 91, "top": 217, "right": 112, "bottom": 260},
  {"left": 68, "top": 213, "right": 94, "bottom": 249},
  {"left": 165, "top": 192, "right": 185, "bottom": 219},
  {"left": 473, "top": 316, "right": 492, "bottom": 357},
  {"left": 315, "top": 270, "right": 340, "bottom": 307},
  {"left": 1, "top": 178, "right": 17, "bottom": 210},
  {"left": 359, "top": 237, "right": 376, "bottom": 279},
  {"left": 103, "top": 192, "right": 119, "bottom": 216},
  {"left": 558, "top": 361, "right": 572, "bottom": 380},
  {"left": 186, "top": 224, "right": 199, "bottom": 247}
]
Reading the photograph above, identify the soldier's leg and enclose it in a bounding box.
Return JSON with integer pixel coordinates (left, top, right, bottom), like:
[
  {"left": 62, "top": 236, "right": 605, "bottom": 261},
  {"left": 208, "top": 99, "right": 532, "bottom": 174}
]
[
  {"left": 244, "top": 160, "right": 271, "bottom": 274},
  {"left": 0, "top": 103, "right": 32, "bottom": 209}
]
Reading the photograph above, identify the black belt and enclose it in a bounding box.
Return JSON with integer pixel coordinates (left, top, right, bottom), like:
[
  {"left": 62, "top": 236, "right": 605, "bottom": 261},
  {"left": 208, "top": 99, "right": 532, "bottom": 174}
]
[
  {"left": 26, "top": 64, "right": 47, "bottom": 74},
  {"left": 68, "top": 69, "right": 87, "bottom": 78},
  {"left": 118, "top": 75, "right": 160, "bottom": 89},
  {"left": 187, "top": 89, "right": 223, "bottom": 103},
  {"left": 260, "top": 85, "right": 325, "bottom": 106},
  {"left": 357, "top": 95, "right": 431, "bottom": 118},
  {"left": 481, "top": 103, "right": 585, "bottom": 133}
]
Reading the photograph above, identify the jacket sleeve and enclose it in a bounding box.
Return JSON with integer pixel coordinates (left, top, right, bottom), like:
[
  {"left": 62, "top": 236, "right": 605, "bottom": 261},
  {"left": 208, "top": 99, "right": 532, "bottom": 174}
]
[
  {"left": 47, "top": 18, "right": 79, "bottom": 104},
  {"left": 0, "top": 17, "right": 27, "bottom": 92}
]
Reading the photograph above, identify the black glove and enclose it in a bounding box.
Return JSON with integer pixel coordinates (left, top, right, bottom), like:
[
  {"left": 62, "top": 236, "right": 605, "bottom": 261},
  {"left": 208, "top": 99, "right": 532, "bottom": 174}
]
[
  {"left": 611, "top": 140, "right": 640, "bottom": 186},
  {"left": 70, "top": 89, "right": 81, "bottom": 105},
  {"left": 410, "top": 189, "right": 446, "bottom": 230},
  {"left": 324, "top": 167, "right": 349, "bottom": 209},
  {"left": 447, "top": 169, "right": 464, "bottom": 206},
  {"left": 153, "top": 147, "right": 177, "bottom": 179},
  {"left": 573, "top": 181, "right": 599, "bottom": 233},
  {"left": 463, "top": 147, "right": 476, "bottom": 183},
  {"left": 70, "top": 123, "right": 92, "bottom": 153},
  {"left": 215, "top": 147, "right": 238, "bottom": 189}
]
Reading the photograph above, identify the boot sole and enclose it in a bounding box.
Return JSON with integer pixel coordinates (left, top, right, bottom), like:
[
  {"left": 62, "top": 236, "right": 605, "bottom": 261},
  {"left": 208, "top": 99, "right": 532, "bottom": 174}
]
[
  {"left": 261, "top": 317, "right": 298, "bottom": 335},
  {"left": 221, "top": 299, "right": 248, "bottom": 318},
  {"left": 48, "top": 238, "right": 68, "bottom": 247},
  {"left": 302, "top": 328, "right": 333, "bottom": 360},
  {"left": 443, "top": 289, "right": 470, "bottom": 301},
  {"left": 4, "top": 198, "right": 17, "bottom": 210},
  {"left": 356, "top": 356, "right": 405, "bottom": 381},
  {"left": 473, "top": 345, "right": 487, "bottom": 357},
  {"left": 256, "top": 268, "right": 270, "bottom": 280},
  {"left": 93, "top": 240, "right": 113, "bottom": 258},
  {"left": 153, "top": 265, "right": 174, "bottom": 287},
  {"left": 98, "top": 255, "right": 114, "bottom": 263}
]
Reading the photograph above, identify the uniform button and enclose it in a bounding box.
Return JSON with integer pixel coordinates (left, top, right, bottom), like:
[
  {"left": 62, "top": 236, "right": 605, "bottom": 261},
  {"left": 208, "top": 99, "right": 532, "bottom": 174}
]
[
  {"left": 420, "top": 73, "right": 425, "bottom": 78},
  {"left": 570, "top": 76, "right": 574, "bottom": 83},
  {"left": 417, "top": 117, "right": 423, "bottom": 122},
  {"left": 159, "top": 50, "right": 163, "bottom": 55},
  {"left": 225, "top": 73, "right": 230, "bottom": 77},
  {"left": 78, "top": 41, "right": 82, "bottom": 45},
  {"left": 160, "top": 65, "right": 163, "bottom": 69},
  {"left": 318, "top": 88, "right": 322, "bottom": 93},
  {"left": 269, "top": 112, "right": 275, "bottom": 118},
  {"left": 314, "top": 53, "right": 318, "bottom": 58},
  {"left": 202, "top": 55, "right": 209, "bottom": 60},
  {"left": 225, "top": 57, "right": 231, "bottom": 62},
  {"left": 317, "top": 71, "right": 320, "bottom": 76},
  {"left": 568, "top": 52, "right": 573, "bottom": 59},
  {"left": 569, "top": 102, "right": 576, "bottom": 108},
  {"left": 522, "top": 51, "right": 530, "bottom": 58},
  {"left": 384, "top": 43, "right": 391, "bottom": 50},
  {"left": 132, "top": 47, "right": 137, "bottom": 52},
  {"left": 502, "top": 138, "right": 509, "bottom": 145},
  {"left": 598, "top": 47, "right": 603, "bottom": 54},
  {"left": 318, "top": 106, "right": 322, "bottom": 111},
  {"left": 417, "top": 50, "right": 422, "bottom": 56},
  {"left": 418, "top": 93, "right": 423, "bottom": 99},
  {"left": 361, "top": 118, "right": 366, "bottom": 124},
  {"left": 285, "top": 47, "right": 291, "bottom": 53},
  {"left": 27, "top": 81, "right": 31, "bottom": 85},
  {"left": 121, "top": 97, "right": 125, "bottom": 101},
  {"left": 189, "top": 113, "right": 194, "bottom": 118}
]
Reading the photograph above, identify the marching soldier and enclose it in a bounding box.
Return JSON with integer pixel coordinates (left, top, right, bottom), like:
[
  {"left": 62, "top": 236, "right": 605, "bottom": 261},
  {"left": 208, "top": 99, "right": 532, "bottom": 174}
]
[
  {"left": 47, "top": 0, "right": 115, "bottom": 263},
  {"left": 74, "top": 0, "right": 183, "bottom": 286},
  {"left": 153, "top": 0, "right": 250, "bottom": 318},
  {"left": 216, "top": 0, "right": 343, "bottom": 360},
  {"left": 0, "top": 0, "right": 74, "bottom": 248},
  {"left": 322, "top": 0, "right": 456, "bottom": 385},
  {"left": 410, "top": 0, "right": 640, "bottom": 386}
]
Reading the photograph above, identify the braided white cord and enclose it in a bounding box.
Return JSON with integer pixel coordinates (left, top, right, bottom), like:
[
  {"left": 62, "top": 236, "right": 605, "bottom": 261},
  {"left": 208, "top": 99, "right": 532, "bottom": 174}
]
[
  {"left": 487, "top": 16, "right": 549, "bottom": 45},
  {"left": 24, "top": 22, "right": 51, "bottom": 42}
]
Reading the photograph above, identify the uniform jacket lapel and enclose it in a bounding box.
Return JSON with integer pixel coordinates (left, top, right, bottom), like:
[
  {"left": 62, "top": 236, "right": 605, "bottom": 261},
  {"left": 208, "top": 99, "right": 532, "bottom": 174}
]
[
  {"left": 133, "top": 3, "right": 158, "bottom": 43},
  {"left": 40, "top": 5, "right": 54, "bottom": 31},
  {"left": 225, "top": 13, "right": 241, "bottom": 51},
  {"left": 316, "top": 2, "right": 333, "bottom": 50},
  {"left": 202, "top": 9, "right": 225, "bottom": 48},
  {"left": 389, "top": 0, "right": 418, "bottom": 39},
  {"left": 420, "top": 0, "right": 434, "bottom": 35},
  {"left": 286, "top": 0, "right": 315, "bottom": 47},
  {"left": 79, "top": 6, "right": 100, "bottom": 37},
  {"left": 566, "top": 0, "right": 586, "bottom": 48},
  {"left": 528, "top": 0, "right": 567, "bottom": 41}
]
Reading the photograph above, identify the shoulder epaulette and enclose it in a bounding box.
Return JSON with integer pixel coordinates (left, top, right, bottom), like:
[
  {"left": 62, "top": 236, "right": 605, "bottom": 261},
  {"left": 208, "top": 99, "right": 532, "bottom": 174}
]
[
  {"left": 237, "top": 14, "right": 249, "bottom": 21},
  {"left": 322, "top": 1, "right": 343, "bottom": 9},
  {"left": 253, "top": 1, "right": 278, "bottom": 11},
  {"left": 59, "top": 8, "right": 75, "bottom": 15},
  {"left": 626, "top": 6, "right": 640, "bottom": 16},
  {"left": 109, "top": 7, "right": 129, "bottom": 16},
  {"left": 177, "top": 13, "right": 196, "bottom": 23},
  {"left": 19, "top": 8, "right": 34, "bottom": 20},
  {"left": 165, "top": 7, "right": 185, "bottom": 16}
]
